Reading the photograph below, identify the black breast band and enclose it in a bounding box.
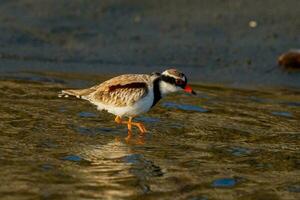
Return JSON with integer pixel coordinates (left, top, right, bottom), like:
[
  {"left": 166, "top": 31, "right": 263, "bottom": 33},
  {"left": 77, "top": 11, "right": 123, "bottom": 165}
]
[{"left": 151, "top": 77, "right": 162, "bottom": 107}]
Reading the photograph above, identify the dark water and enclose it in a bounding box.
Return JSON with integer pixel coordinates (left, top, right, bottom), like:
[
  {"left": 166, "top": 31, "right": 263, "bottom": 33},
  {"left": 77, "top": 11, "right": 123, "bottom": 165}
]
[{"left": 0, "top": 72, "right": 299, "bottom": 200}]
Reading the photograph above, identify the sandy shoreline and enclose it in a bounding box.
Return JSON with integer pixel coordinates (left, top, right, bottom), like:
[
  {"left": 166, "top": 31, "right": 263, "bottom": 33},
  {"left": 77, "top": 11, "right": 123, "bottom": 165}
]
[{"left": 0, "top": 0, "right": 299, "bottom": 88}]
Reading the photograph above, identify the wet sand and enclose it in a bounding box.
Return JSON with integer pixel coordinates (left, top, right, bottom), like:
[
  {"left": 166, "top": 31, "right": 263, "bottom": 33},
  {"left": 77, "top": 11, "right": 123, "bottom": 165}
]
[{"left": 0, "top": 0, "right": 299, "bottom": 87}]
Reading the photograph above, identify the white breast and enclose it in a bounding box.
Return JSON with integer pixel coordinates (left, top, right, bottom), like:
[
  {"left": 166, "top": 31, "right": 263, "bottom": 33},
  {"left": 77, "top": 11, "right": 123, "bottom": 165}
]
[{"left": 94, "top": 87, "right": 154, "bottom": 117}]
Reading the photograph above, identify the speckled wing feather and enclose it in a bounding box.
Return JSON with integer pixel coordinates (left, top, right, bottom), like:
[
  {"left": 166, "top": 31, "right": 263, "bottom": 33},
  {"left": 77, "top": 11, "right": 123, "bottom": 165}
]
[{"left": 86, "top": 74, "right": 153, "bottom": 107}]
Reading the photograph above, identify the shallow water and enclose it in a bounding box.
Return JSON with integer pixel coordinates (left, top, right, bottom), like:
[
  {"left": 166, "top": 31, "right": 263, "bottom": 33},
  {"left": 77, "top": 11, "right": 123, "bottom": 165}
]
[{"left": 0, "top": 72, "right": 300, "bottom": 200}]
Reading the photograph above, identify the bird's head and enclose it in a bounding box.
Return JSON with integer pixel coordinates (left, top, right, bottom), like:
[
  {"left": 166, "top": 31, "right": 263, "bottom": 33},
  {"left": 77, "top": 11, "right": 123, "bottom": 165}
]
[{"left": 159, "top": 68, "right": 196, "bottom": 96}]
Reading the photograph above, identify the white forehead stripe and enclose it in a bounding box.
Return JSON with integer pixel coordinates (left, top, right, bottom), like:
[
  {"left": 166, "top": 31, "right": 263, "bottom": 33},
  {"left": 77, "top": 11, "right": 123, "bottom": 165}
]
[{"left": 162, "top": 70, "right": 185, "bottom": 81}]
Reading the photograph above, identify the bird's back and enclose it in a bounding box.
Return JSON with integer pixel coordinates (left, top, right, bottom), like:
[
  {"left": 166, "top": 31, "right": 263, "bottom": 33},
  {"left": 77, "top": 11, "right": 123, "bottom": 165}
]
[{"left": 60, "top": 73, "right": 155, "bottom": 107}]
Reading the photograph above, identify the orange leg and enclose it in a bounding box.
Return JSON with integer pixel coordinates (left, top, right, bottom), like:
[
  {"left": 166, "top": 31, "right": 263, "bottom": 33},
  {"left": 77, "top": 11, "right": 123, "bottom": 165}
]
[
  {"left": 126, "top": 117, "right": 133, "bottom": 141},
  {"left": 114, "top": 116, "right": 147, "bottom": 134},
  {"left": 130, "top": 121, "right": 147, "bottom": 134}
]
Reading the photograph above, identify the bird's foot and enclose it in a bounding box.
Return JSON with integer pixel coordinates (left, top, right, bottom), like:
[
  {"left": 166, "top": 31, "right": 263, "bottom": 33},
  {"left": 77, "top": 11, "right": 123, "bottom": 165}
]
[
  {"left": 114, "top": 116, "right": 122, "bottom": 124},
  {"left": 114, "top": 116, "right": 147, "bottom": 134},
  {"left": 131, "top": 122, "right": 147, "bottom": 134}
]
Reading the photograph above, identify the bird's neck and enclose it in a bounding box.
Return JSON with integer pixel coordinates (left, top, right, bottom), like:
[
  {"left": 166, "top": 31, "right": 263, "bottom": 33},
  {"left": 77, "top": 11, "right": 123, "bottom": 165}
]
[
  {"left": 159, "top": 80, "right": 177, "bottom": 96},
  {"left": 151, "top": 77, "right": 162, "bottom": 107}
]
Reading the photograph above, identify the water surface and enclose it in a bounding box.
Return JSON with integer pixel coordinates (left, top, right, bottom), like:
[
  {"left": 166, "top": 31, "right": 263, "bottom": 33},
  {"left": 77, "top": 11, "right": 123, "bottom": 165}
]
[{"left": 0, "top": 72, "right": 299, "bottom": 200}]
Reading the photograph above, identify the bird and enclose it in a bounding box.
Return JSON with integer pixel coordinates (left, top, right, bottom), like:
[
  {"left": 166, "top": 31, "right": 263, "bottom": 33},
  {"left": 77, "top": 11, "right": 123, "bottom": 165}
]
[{"left": 59, "top": 68, "right": 196, "bottom": 138}]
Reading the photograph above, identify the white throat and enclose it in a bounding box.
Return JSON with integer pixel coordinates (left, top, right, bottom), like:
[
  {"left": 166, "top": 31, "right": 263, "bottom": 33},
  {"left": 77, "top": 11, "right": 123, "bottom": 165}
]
[{"left": 159, "top": 81, "right": 180, "bottom": 96}]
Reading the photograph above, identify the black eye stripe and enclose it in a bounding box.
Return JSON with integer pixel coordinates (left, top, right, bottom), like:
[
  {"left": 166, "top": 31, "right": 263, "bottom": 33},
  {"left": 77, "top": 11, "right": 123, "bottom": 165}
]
[
  {"left": 161, "top": 75, "right": 187, "bottom": 88},
  {"left": 161, "top": 75, "right": 176, "bottom": 84},
  {"left": 176, "top": 79, "right": 184, "bottom": 85}
]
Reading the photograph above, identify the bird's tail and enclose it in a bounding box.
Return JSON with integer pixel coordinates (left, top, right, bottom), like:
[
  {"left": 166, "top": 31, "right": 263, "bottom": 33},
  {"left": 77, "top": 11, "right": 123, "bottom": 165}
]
[
  {"left": 58, "top": 89, "right": 83, "bottom": 99},
  {"left": 58, "top": 88, "right": 95, "bottom": 99}
]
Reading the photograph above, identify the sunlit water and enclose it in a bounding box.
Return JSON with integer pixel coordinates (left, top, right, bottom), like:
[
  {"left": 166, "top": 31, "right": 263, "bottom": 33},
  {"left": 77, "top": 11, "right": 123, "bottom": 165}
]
[{"left": 0, "top": 72, "right": 299, "bottom": 200}]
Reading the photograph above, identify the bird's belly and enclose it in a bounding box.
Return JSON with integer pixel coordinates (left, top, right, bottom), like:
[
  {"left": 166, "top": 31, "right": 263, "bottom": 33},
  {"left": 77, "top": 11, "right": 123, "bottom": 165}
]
[{"left": 96, "top": 91, "right": 154, "bottom": 117}]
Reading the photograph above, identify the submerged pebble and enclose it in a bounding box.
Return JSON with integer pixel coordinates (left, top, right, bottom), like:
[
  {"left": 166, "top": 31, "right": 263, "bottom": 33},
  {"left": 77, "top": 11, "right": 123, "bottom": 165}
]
[
  {"left": 212, "top": 178, "right": 236, "bottom": 188},
  {"left": 162, "top": 102, "right": 208, "bottom": 112}
]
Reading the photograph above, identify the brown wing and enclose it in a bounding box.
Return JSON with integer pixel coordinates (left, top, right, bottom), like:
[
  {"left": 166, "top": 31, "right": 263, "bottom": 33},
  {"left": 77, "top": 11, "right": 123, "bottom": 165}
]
[{"left": 87, "top": 74, "right": 152, "bottom": 107}]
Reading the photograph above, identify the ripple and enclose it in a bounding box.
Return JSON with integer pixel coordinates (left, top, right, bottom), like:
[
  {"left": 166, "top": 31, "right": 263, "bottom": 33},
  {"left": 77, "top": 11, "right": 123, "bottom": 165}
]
[
  {"left": 189, "top": 197, "right": 208, "bottom": 200},
  {"left": 96, "top": 127, "right": 114, "bottom": 132},
  {"left": 62, "top": 155, "right": 82, "bottom": 162},
  {"left": 122, "top": 154, "right": 143, "bottom": 164},
  {"left": 121, "top": 154, "right": 164, "bottom": 177},
  {"left": 284, "top": 102, "right": 300, "bottom": 107},
  {"left": 287, "top": 184, "right": 300, "bottom": 193},
  {"left": 77, "top": 127, "right": 93, "bottom": 135},
  {"left": 59, "top": 107, "right": 66, "bottom": 112},
  {"left": 162, "top": 102, "right": 209, "bottom": 112},
  {"left": 249, "top": 96, "right": 270, "bottom": 103},
  {"left": 76, "top": 126, "right": 114, "bottom": 135},
  {"left": 271, "top": 111, "right": 293, "bottom": 118},
  {"left": 256, "top": 163, "right": 273, "bottom": 169},
  {"left": 40, "top": 164, "right": 54, "bottom": 171},
  {"left": 229, "top": 147, "right": 251, "bottom": 157},
  {"left": 136, "top": 116, "right": 160, "bottom": 123},
  {"left": 78, "top": 111, "right": 97, "bottom": 118},
  {"left": 212, "top": 178, "right": 236, "bottom": 188}
]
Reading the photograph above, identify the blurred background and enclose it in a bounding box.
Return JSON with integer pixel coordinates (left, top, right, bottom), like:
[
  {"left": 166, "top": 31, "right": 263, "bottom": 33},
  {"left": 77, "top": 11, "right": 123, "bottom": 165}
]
[{"left": 0, "top": 0, "right": 299, "bottom": 87}]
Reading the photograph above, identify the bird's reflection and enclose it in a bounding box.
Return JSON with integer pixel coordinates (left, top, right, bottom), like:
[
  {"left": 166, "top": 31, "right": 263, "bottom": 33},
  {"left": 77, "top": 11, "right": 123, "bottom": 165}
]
[
  {"left": 117, "top": 133, "right": 146, "bottom": 145},
  {"left": 79, "top": 138, "right": 163, "bottom": 198}
]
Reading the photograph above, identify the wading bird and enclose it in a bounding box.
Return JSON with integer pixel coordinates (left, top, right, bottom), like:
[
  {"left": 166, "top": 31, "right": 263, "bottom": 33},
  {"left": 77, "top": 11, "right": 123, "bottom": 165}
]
[{"left": 60, "top": 69, "right": 196, "bottom": 138}]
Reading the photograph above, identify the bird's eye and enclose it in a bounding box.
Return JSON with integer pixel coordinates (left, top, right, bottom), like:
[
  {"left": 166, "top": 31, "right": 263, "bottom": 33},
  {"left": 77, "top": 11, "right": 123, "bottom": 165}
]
[{"left": 175, "top": 79, "right": 184, "bottom": 86}]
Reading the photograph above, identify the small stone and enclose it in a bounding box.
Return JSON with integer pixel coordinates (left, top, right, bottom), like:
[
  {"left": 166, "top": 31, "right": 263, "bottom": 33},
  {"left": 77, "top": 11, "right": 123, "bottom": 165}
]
[
  {"left": 249, "top": 20, "right": 258, "bottom": 28},
  {"left": 133, "top": 15, "right": 141, "bottom": 23},
  {"left": 278, "top": 50, "right": 300, "bottom": 70}
]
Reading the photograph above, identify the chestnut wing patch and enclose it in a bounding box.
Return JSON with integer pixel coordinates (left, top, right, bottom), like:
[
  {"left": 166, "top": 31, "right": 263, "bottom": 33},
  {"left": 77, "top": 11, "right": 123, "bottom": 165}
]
[
  {"left": 93, "top": 82, "right": 149, "bottom": 106},
  {"left": 108, "top": 82, "right": 148, "bottom": 92}
]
